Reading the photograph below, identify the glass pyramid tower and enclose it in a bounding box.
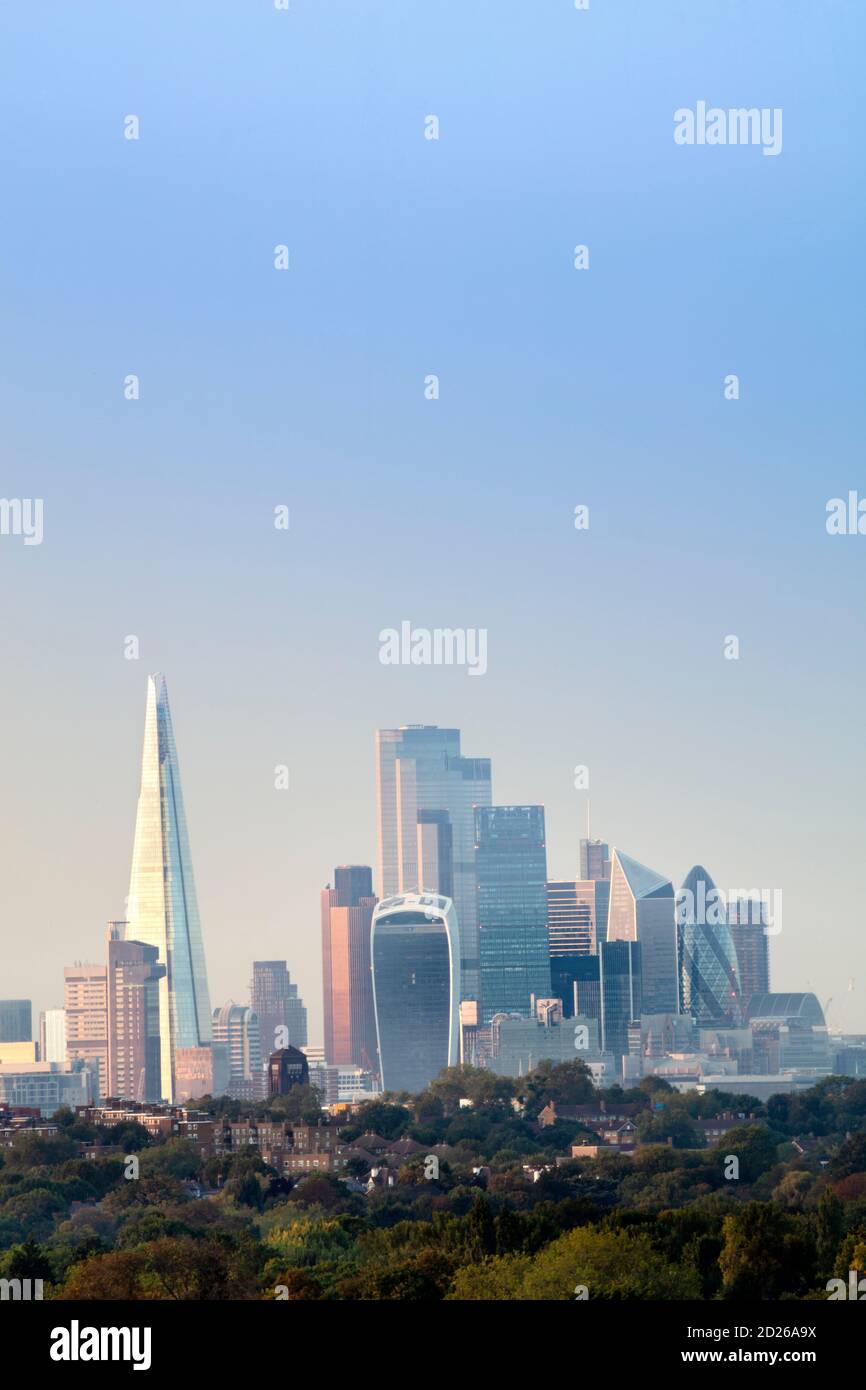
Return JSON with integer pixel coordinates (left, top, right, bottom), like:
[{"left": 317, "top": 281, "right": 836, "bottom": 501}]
[
  {"left": 679, "top": 864, "right": 742, "bottom": 1026},
  {"left": 125, "top": 674, "right": 213, "bottom": 1101}
]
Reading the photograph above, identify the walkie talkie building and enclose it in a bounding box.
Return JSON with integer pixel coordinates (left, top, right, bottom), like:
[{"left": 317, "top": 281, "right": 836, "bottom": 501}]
[{"left": 371, "top": 893, "right": 460, "bottom": 1093}]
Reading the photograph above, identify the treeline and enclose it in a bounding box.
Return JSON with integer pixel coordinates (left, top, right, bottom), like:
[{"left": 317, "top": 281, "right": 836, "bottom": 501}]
[{"left": 0, "top": 1064, "right": 863, "bottom": 1299}]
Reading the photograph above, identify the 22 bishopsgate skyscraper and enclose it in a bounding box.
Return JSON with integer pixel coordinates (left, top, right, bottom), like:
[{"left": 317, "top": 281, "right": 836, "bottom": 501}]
[
  {"left": 375, "top": 726, "right": 491, "bottom": 1000},
  {"left": 124, "top": 674, "right": 213, "bottom": 1102}
]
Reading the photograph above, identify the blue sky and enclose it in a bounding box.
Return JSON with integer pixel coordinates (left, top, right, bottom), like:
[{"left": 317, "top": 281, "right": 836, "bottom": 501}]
[{"left": 1, "top": 0, "right": 864, "bottom": 1038}]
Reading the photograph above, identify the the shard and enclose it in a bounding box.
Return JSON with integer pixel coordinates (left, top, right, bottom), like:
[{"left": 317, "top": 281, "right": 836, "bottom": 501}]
[{"left": 125, "top": 674, "right": 213, "bottom": 1101}]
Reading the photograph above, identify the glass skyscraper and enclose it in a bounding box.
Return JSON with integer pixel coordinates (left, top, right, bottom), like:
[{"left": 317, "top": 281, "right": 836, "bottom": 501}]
[
  {"left": 580, "top": 837, "right": 611, "bottom": 881},
  {"left": 599, "top": 940, "right": 642, "bottom": 1062},
  {"left": 0, "top": 1000, "right": 31, "bottom": 1043},
  {"left": 376, "top": 726, "right": 491, "bottom": 999},
  {"left": 729, "top": 898, "right": 771, "bottom": 1013},
  {"left": 124, "top": 674, "right": 213, "bottom": 1102},
  {"left": 320, "top": 868, "right": 377, "bottom": 1071},
  {"left": 607, "top": 849, "right": 679, "bottom": 1015},
  {"left": 475, "top": 805, "right": 551, "bottom": 1024},
  {"left": 371, "top": 892, "right": 460, "bottom": 1093},
  {"left": 678, "top": 865, "right": 742, "bottom": 1025}
]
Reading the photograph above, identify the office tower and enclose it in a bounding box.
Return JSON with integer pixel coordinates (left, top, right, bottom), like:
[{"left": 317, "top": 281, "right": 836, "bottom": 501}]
[
  {"left": 0, "top": 1001, "right": 32, "bottom": 1043},
  {"left": 729, "top": 899, "right": 771, "bottom": 1011},
  {"left": 547, "top": 877, "right": 609, "bottom": 951},
  {"left": 320, "top": 868, "right": 377, "bottom": 1070},
  {"left": 580, "top": 838, "right": 611, "bottom": 881},
  {"left": 39, "top": 1009, "right": 67, "bottom": 1065},
  {"left": 268, "top": 1046, "right": 310, "bottom": 1096},
  {"left": 125, "top": 673, "right": 213, "bottom": 1102},
  {"left": 607, "top": 849, "right": 679, "bottom": 1014},
  {"left": 106, "top": 923, "right": 165, "bottom": 1101},
  {"left": 678, "top": 866, "right": 742, "bottom": 1026},
  {"left": 475, "top": 806, "right": 551, "bottom": 1024},
  {"left": 563, "top": 954, "right": 603, "bottom": 1024},
  {"left": 64, "top": 964, "right": 108, "bottom": 1099},
  {"left": 334, "top": 865, "right": 374, "bottom": 906},
  {"left": 556, "top": 943, "right": 642, "bottom": 1062},
  {"left": 599, "top": 941, "right": 643, "bottom": 1062},
  {"left": 371, "top": 892, "right": 460, "bottom": 1093},
  {"left": 250, "top": 961, "right": 308, "bottom": 1062},
  {"left": 375, "top": 726, "right": 491, "bottom": 998},
  {"left": 212, "top": 1003, "right": 263, "bottom": 1098}
]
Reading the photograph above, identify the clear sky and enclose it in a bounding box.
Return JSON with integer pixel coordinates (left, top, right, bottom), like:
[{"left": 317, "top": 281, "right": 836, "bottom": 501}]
[{"left": 1, "top": 0, "right": 864, "bottom": 1040}]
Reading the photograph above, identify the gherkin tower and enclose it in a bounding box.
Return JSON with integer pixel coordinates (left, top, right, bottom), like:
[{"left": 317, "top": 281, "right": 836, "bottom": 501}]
[
  {"left": 679, "top": 864, "right": 742, "bottom": 1025},
  {"left": 125, "top": 674, "right": 212, "bottom": 1100}
]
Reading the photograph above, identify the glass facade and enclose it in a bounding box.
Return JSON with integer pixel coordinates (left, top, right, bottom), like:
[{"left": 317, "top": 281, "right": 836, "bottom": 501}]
[
  {"left": 476, "top": 806, "right": 551, "bottom": 1024},
  {"left": 599, "top": 940, "right": 642, "bottom": 1061},
  {"left": 0, "top": 1000, "right": 32, "bottom": 1043},
  {"left": 376, "top": 727, "right": 491, "bottom": 999},
  {"left": 729, "top": 898, "right": 771, "bottom": 1011},
  {"left": 552, "top": 951, "right": 599, "bottom": 1021},
  {"left": 212, "top": 1002, "right": 263, "bottom": 1095},
  {"left": 250, "top": 960, "right": 308, "bottom": 1060},
  {"left": 371, "top": 893, "right": 460, "bottom": 1093},
  {"left": 320, "top": 870, "right": 377, "bottom": 1071},
  {"left": 547, "top": 878, "right": 609, "bottom": 957},
  {"left": 678, "top": 865, "right": 742, "bottom": 1025},
  {"left": 607, "top": 849, "right": 679, "bottom": 1015},
  {"left": 580, "top": 838, "right": 610, "bottom": 881},
  {"left": 125, "top": 674, "right": 213, "bottom": 1102}
]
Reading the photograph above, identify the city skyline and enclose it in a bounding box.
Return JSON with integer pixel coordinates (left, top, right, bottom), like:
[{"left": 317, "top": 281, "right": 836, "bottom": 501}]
[
  {"left": 5, "top": 679, "right": 861, "bottom": 1058},
  {"left": 5, "top": 683, "right": 861, "bottom": 1045}
]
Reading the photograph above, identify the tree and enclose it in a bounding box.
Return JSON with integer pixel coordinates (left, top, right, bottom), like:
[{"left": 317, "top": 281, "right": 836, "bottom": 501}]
[
  {"left": 138, "top": 1138, "right": 201, "bottom": 1181},
  {"left": 712, "top": 1124, "right": 778, "bottom": 1183},
  {"left": 56, "top": 1250, "right": 148, "bottom": 1300},
  {"left": 521, "top": 1059, "right": 595, "bottom": 1111},
  {"left": 637, "top": 1111, "right": 703, "bottom": 1150},
  {"left": 224, "top": 1172, "right": 265, "bottom": 1211},
  {"left": 0, "top": 1238, "right": 53, "bottom": 1282},
  {"left": 830, "top": 1131, "right": 866, "bottom": 1181},
  {"left": 815, "top": 1188, "right": 844, "bottom": 1277},
  {"left": 449, "top": 1225, "right": 700, "bottom": 1300},
  {"left": 719, "top": 1202, "right": 815, "bottom": 1299},
  {"left": 267, "top": 1084, "right": 324, "bottom": 1124}
]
